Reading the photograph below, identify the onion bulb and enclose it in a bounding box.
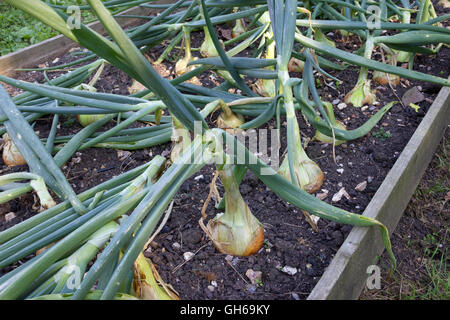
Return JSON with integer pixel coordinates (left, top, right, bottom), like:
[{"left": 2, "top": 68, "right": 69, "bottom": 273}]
[
  {"left": 252, "top": 16, "right": 276, "bottom": 97},
  {"left": 200, "top": 26, "right": 221, "bottom": 58},
  {"left": 372, "top": 52, "right": 400, "bottom": 86},
  {"left": 313, "top": 102, "right": 347, "bottom": 145},
  {"left": 373, "top": 71, "right": 400, "bottom": 86},
  {"left": 252, "top": 78, "right": 277, "bottom": 97},
  {"left": 232, "top": 18, "right": 245, "bottom": 39},
  {"left": 216, "top": 103, "right": 244, "bottom": 130},
  {"left": 175, "top": 27, "right": 197, "bottom": 76},
  {"left": 278, "top": 124, "right": 324, "bottom": 193},
  {"left": 133, "top": 252, "right": 179, "bottom": 300},
  {"left": 344, "top": 79, "right": 376, "bottom": 107},
  {"left": 438, "top": 0, "right": 449, "bottom": 8},
  {"left": 288, "top": 57, "right": 305, "bottom": 73},
  {"left": 206, "top": 163, "right": 264, "bottom": 256},
  {"left": 2, "top": 133, "right": 26, "bottom": 167},
  {"left": 77, "top": 114, "right": 107, "bottom": 127}
]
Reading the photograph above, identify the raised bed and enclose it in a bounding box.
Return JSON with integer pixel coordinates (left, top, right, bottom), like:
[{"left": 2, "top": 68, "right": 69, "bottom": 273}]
[
  {"left": 0, "top": 2, "right": 449, "bottom": 301},
  {"left": 308, "top": 76, "right": 450, "bottom": 300}
]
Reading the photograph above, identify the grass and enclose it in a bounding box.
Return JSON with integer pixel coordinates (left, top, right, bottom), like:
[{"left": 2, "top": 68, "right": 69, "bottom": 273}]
[
  {"left": 0, "top": 1, "right": 106, "bottom": 56},
  {"left": 0, "top": 4, "right": 59, "bottom": 56},
  {"left": 400, "top": 230, "right": 448, "bottom": 300}
]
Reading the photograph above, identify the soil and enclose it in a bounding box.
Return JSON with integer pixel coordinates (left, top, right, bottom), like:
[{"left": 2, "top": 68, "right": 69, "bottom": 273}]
[{"left": 0, "top": 3, "right": 449, "bottom": 300}]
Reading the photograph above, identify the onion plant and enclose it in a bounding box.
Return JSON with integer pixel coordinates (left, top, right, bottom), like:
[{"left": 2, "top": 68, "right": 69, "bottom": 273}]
[{"left": 0, "top": 0, "right": 449, "bottom": 300}]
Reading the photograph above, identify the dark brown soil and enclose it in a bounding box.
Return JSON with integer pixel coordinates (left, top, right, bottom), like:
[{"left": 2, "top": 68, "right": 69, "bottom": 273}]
[{"left": 0, "top": 4, "right": 449, "bottom": 300}]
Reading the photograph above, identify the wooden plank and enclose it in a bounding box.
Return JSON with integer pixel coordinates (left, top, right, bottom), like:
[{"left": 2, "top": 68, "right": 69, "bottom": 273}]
[
  {"left": 0, "top": 5, "right": 155, "bottom": 76},
  {"left": 308, "top": 81, "right": 450, "bottom": 300}
]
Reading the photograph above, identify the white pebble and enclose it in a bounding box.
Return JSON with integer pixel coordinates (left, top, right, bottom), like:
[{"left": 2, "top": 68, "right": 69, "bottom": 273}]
[
  {"left": 337, "top": 168, "right": 344, "bottom": 174},
  {"left": 337, "top": 102, "right": 347, "bottom": 110},
  {"left": 281, "top": 266, "right": 298, "bottom": 276},
  {"left": 194, "top": 175, "right": 204, "bottom": 181},
  {"left": 183, "top": 252, "right": 195, "bottom": 261},
  {"left": 355, "top": 181, "right": 368, "bottom": 192},
  {"left": 4, "top": 212, "right": 15, "bottom": 223},
  {"left": 172, "top": 242, "right": 181, "bottom": 249},
  {"left": 332, "top": 187, "right": 351, "bottom": 202}
]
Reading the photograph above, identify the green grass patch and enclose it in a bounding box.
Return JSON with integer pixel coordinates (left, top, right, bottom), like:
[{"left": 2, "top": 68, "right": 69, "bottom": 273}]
[
  {"left": 0, "top": 1, "right": 105, "bottom": 56},
  {"left": 0, "top": 4, "right": 59, "bottom": 55}
]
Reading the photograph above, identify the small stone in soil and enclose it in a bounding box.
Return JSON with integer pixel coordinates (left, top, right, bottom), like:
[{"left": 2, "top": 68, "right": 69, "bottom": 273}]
[
  {"left": 355, "top": 181, "right": 368, "bottom": 192},
  {"left": 4, "top": 212, "right": 15, "bottom": 223},
  {"left": 183, "top": 252, "right": 194, "bottom": 261},
  {"left": 332, "top": 187, "right": 351, "bottom": 202},
  {"left": 172, "top": 242, "right": 181, "bottom": 249},
  {"left": 194, "top": 174, "right": 204, "bottom": 181},
  {"left": 281, "top": 266, "right": 298, "bottom": 276},
  {"left": 245, "top": 269, "right": 263, "bottom": 285},
  {"left": 207, "top": 285, "right": 215, "bottom": 292},
  {"left": 402, "top": 86, "right": 425, "bottom": 106},
  {"left": 337, "top": 102, "right": 347, "bottom": 110}
]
